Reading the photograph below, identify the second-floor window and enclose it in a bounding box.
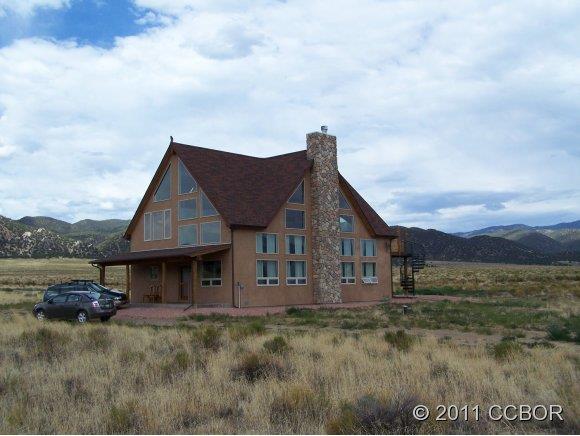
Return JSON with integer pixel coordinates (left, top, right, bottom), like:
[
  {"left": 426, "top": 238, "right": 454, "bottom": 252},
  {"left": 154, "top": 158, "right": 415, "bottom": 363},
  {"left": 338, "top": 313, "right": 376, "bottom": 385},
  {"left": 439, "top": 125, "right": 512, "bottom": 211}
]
[
  {"left": 178, "top": 224, "right": 197, "bottom": 246},
  {"left": 178, "top": 198, "right": 197, "bottom": 220},
  {"left": 339, "top": 215, "right": 354, "bottom": 232},
  {"left": 200, "top": 191, "right": 218, "bottom": 217},
  {"left": 154, "top": 166, "right": 171, "bottom": 202},
  {"left": 144, "top": 209, "right": 171, "bottom": 241},
  {"left": 341, "top": 238, "right": 354, "bottom": 256},
  {"left": 361, "top": 239, "right": 377, "bottom": 257},
  {"left": 286, "top": 209, "right": 305, "bottom": 229},
  {"left": 201, "top": 221, "right": 221, "bottom": 244},
  {"left": 286, "top": 235, "right": 306, "bottom": 255},
  {"left": 256, "top": 233, "right": 277, "bottom": 254}
]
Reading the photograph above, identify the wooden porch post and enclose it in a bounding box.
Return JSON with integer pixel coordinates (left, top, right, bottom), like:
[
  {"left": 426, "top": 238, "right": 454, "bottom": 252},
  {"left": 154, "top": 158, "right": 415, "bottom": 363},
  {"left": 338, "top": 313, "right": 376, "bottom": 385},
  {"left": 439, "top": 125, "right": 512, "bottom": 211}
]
[
  {"left": 191, "top": 259, "right": 196, "bottom": 306},
  {"left": 99, "top": 266, "right": 106, "bottom": 286},
  {"left": 161, "top": 261, "right": 166, "bottom": 304},
  {"left": 125, "top": 264, "right": 131, "bottom": 301}
]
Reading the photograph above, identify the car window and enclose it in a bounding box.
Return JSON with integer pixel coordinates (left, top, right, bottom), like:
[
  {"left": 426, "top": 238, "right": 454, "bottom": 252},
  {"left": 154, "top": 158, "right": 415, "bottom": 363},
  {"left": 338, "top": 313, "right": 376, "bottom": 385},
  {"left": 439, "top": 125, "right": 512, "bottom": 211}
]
[
  {"left": 87, "top": 283, "right": 102, "bottom": 292},
  {"left": 67, "top": 294, "right": 81, "bottom": 302},
  {"left": 52, "top": 294, "right": 68, "bottom": 303},
  {"left": 87, "top": 291, "right": 101, "bottom": 300}
]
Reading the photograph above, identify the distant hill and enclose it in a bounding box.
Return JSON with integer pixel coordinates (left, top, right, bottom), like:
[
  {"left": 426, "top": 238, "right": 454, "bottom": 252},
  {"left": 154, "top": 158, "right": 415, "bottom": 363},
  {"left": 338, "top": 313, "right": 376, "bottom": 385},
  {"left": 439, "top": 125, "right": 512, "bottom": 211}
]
[{"left": 0, "top": 215, "right": 130, "bottom": 259}]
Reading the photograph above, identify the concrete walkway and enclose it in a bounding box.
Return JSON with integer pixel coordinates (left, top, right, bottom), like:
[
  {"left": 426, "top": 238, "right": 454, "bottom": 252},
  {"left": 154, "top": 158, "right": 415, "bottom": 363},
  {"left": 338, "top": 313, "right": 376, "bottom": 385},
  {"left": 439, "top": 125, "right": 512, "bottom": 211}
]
[{"left": 115, "top": 295, "right": 459, "bottom": 321}]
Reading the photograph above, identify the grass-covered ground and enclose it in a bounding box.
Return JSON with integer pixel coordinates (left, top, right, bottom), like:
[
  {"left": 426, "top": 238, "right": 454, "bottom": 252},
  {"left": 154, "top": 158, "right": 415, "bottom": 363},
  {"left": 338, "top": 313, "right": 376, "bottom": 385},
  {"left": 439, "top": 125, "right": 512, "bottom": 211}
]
[{"left": 0, "top": 259, "right": 578, "bottom": 433}]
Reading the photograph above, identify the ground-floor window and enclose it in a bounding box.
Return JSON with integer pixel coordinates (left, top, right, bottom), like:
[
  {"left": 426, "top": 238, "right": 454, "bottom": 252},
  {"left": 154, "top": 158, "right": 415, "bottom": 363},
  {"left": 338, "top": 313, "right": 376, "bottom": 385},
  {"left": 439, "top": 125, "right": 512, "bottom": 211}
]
[
  {"left": 341, "top": 262, "right": 355, "bottom": 284},
  {"left": 201, "top": 260, "right": 222, "bottom": 287},
  {"left": 286, "top": 260, "right": 307, "bottom": 285},
  {"left": 257, "top": 260, "right": 279, "bottom": 286},
  {"left": 150, "top": 266, "right": 159, "bottom": 279},
  {"left": 362, "top": 262, "right": 378, "bottom": 284}
]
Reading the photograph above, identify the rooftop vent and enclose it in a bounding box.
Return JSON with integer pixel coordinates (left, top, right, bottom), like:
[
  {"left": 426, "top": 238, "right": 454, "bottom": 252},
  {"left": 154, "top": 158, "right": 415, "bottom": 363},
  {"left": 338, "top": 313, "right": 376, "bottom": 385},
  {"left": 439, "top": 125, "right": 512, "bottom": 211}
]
[{"left": 321, "top": 125, "right": 328, "bottom": 134}]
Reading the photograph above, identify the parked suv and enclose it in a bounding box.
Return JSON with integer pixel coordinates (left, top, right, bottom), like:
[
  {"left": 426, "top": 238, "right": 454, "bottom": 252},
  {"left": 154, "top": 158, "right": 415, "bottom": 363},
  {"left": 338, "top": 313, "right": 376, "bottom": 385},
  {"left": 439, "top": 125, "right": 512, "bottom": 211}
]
[
  {"left": 33, "top": 291, "right": 117, "bottom": 323},
  {"left": 44, "top": 280, "right": 128, "bottom": 308}
]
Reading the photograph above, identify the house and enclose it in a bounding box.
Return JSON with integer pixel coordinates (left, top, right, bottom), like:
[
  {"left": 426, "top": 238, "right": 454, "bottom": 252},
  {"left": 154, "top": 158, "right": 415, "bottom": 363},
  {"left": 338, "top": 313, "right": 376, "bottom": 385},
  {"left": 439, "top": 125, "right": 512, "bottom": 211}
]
[{"left": 91, "top": 128, "right": 399, "bottom": 307}]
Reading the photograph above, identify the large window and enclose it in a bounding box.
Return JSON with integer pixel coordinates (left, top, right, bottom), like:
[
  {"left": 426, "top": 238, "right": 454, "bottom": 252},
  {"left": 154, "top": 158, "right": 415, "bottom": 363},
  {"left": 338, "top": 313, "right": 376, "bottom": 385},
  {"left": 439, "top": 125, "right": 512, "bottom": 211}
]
[
  {"left": 154, "top": 166, "right": 171, "bottom": 202},
  {"left": 339, "top": 191, "right": 351, "bottom": 209},
  {"left": 288, "top": 180, "right": 304, "bottom": 204},
  {"left": 286, "top": 235, "right": 306, "bottom": 255},
  {"left": 341, "top": 238, "right": 354, "bottom": 256},
  {"left": 201, "top": 221, "right": 221, "bottom": 244},
  {"left": 201, "top": 261, "right": 222, "bottom": 287},
  {"left": 286, "top": 261, "right": 307, "bottom": 285},
  {"left": 339, "top": 215, "right": 354, "bottom": 232},
  {"left": 361, "top": 239, "right": 377, "bottom": 257},
  {"left": 200, "top": 191, "right": 218, "bottom": 217},
  {"left": 286, "top": 209, "right": 305, "bottom": 229},
  {"left": 144, "top": 210, "right": 171, "bottom": 241},
  {"left": 362, "top": 262, "right": 378, "bottom": 284},
  {"left": 179, "top": 198, "right": 197, "bottom": 220},
  {"left": 341, "top": 262, "right": 355, "bottom": 284},
  {"left": 257, "top": 260, "right": 278, "bottom": 286},
  {"left": 178, "top": 159, "right": 197, "bottom": 194},
  {"left": 179, "top": 224, "right": 197, "bottom": 246},
  {"left": 256, "top": 233, "right": 277, "bottom": 254}
]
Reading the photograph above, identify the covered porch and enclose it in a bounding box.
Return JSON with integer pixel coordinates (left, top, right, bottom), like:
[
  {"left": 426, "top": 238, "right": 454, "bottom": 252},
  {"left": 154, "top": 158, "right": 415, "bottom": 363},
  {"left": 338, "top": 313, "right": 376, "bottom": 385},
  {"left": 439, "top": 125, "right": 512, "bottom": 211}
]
[{"left": 90, "top": 244, "right": 231, "bottom": 306}]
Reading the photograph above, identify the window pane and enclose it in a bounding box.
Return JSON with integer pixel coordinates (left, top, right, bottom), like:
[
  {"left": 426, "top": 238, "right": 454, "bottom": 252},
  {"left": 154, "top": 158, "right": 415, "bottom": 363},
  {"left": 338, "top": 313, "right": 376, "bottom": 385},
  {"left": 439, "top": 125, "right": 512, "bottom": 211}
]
[
  {"left": 144, "top": 213, "right": 151, "bottom": 241},
  {"left": 202, "top": 261, "right": 221, "bottom": 279},
  {"left": 178, "top": 159, "right": 197, "bottom": 194},
  {"left": 362, "top": 262, "right": 376, "bottom": 277},
  {"left": 341, "top": 262, "right": 354, "bottom": 277},
  {"left": 256, "top": 234, "right": 277, "bottom": 253},
  {"left": 362, "top": 239, "right": 376, "bottom": 256},
  {"left": 154, "top": 166, "right": 171, "bottom": 201},
  {"left": 200, "top": 191, "right": 218, "bottom": 217},
  {"left": 339, "top": 215, "right": 354, "bottom": 232},
  {"left": 288, "top": 180, "right": 304, "bottom": 204},
  {"left": 286, "top": 209, "right": 305, "bottom": 229},
  {"left": 267, "top": 235, "right": 277, "bottom": 253},
  {"left": 201, "top": 221, "right": 220, "bottom": 244},
  {"left": 179, "top": 198, "right": 197, "bottom": 220},
  {"left": 339, "top": 191, "right": 351, "bottom": 209},
  {"left": 153, "top": 211, "right": 164, "bottom": 240},
  {"left": 164, "top": 210, "right": 171, "bottom": 239},
  {"left": 341, "top": 239, "right": 354, "bottom": 256},
  {"left": 286, "top": 235, "right": 306, "bottom": 254},
  {"left": 287, "top": 261, "right": 306, "bottom": 278},
  {"left": 257, "top": 260, "right": 277, "bottom": 278},
  {"left": 179, "top": 224, "right": 197, "bottom": 246}
]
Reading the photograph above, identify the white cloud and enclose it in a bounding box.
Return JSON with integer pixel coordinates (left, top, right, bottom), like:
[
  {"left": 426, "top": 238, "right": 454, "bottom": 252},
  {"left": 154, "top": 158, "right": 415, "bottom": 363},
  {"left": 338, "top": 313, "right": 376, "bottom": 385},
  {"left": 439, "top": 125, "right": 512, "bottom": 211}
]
[
  {"left": 0, "top": 0, "right": 69, "bottom": 16},
  {"left": 0, "top": 0, "right": 579, "bottom": 231}
]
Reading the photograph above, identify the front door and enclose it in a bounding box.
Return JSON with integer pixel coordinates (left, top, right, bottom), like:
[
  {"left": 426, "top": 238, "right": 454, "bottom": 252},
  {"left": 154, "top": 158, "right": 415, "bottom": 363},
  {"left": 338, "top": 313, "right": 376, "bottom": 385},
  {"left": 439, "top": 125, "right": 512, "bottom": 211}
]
[{"left": 179, "top": 266, "right": 191, "bottom": 302}]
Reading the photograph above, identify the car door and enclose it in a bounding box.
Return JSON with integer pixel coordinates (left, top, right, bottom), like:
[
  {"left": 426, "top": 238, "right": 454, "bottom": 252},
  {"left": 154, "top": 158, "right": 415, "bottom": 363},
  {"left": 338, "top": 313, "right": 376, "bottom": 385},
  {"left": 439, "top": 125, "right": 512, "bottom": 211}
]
[
  {"left": 63, "top": 293, "right": 82, "bottom": 318},
  {"left": 45, "top": 294, "right": 68, "bottom": 318}
]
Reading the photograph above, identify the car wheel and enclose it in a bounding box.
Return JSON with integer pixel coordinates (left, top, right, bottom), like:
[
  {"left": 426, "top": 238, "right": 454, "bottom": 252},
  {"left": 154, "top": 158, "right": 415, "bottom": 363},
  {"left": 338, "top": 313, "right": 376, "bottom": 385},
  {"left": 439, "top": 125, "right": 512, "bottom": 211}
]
[
  {"left": 35, "top": 309, "right": 46, "bottom": 321},
  {"left": 100, "top": 316, "right": 110, "bottom": 322},
  {"left": 76, "top": 310, "right": 88, "bottom": 324}
]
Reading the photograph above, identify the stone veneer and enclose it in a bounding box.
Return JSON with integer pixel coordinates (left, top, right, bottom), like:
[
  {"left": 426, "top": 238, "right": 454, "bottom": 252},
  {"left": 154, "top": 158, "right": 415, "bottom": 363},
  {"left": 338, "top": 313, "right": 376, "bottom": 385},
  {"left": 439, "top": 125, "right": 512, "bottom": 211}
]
[{"left": 306, "top": 131, "right": 342, "bottom": 303}]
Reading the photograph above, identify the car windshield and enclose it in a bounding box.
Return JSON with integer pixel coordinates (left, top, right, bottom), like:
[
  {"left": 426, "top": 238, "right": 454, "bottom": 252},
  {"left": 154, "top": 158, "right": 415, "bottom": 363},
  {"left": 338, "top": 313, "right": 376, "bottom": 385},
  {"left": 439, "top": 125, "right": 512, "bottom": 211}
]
[
  {"left": 89, "top": 283, "right": 109, "bottom": 292},
  {"left": 87, "top": 291, "right": 103, "bottom": 300}
]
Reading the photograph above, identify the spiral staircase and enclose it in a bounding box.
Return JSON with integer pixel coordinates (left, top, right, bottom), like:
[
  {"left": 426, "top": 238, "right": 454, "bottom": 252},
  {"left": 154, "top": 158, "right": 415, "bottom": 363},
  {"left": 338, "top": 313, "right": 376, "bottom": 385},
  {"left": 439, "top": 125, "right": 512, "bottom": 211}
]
[{"left": 391, "top": 228, "right": 426, "bottom": 296}]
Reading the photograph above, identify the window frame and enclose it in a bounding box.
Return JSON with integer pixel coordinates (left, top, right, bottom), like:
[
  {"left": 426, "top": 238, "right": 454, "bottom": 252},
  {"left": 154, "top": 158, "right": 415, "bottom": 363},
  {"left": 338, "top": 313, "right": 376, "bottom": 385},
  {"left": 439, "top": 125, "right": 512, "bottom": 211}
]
[
  {"left": 200, "top": 220, "right": 221, "bottom": 245},
  {"left": 255, "top": 233, "right": 278, "bottom": 254},
  {"left": 288, "top": 180, "right": 305, "bottom": 204},
  {"left": 178, "top": 158, "right": 197, "bottom": 195},
  {"left": 144, "top": 209, "right": 171, "bottom": 241},
  {"left": 200, "top": 260, "right": 222, "bottom": 287},
  {"left": 200, "top": 191, "right": 219, "bottom": 218},
  {"left": 339, "top": 214, "right": 355, "bottom": 233},
  {"left": 285, "top": 234, "right": 306, "bottom": 255},
  {"left": 341, "top": 261, "right": 356, "bottom": 285},
  {"left": 341, "top": 238, "right": 355, "bottom": 257},
  {"left": 256, "top": 259, "right": 279, "bottom": 286},
  {"left": 285, "top": 208, "right": 306, "bottom": 230},
  {"left": 286, "top": 260, "right": 307, "bottom": 286},
  {"left": 178, "top": 198, "right": 197, "bottom": 221},
  {"left": 361, "top": 261, "right": 378, "bottom": 284},
  {"left": 360, "top": 239, "right": 377, "bottom": 257},
  {"left": 153, "top": 166, "right": 171, "bottom": 203},
  {"left": 178, "top": 223, "right": 198, "bottom": 247}
]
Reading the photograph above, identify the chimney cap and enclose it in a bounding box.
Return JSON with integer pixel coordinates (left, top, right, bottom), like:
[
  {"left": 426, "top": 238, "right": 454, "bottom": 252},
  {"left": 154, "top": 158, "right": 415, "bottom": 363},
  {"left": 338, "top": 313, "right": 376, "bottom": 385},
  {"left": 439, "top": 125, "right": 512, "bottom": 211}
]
[{"left": 321, "top": 125, "right": 328, "bottom": 134}]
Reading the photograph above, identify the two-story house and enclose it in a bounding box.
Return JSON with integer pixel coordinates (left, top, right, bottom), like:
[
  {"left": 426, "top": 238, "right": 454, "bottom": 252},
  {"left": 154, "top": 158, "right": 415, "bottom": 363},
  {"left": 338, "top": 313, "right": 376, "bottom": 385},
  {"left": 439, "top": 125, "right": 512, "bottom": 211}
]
[{"left": 92, "top": 128, "right": 398, "bottom": 307}]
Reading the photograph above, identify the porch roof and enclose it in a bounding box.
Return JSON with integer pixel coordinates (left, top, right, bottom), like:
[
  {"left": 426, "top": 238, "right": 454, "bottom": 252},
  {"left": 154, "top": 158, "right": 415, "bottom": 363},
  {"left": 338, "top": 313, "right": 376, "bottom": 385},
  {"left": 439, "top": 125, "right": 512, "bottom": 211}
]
[{"left": 90, "top": 244, "right": 231, "bottom": 266}]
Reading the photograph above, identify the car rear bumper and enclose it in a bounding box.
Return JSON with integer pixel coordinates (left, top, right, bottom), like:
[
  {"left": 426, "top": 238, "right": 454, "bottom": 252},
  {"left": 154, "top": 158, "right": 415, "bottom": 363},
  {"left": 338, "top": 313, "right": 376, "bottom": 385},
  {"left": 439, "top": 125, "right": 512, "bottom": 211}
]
[{"left": 89, "top": 307, "right": 117, "bottom": 319}]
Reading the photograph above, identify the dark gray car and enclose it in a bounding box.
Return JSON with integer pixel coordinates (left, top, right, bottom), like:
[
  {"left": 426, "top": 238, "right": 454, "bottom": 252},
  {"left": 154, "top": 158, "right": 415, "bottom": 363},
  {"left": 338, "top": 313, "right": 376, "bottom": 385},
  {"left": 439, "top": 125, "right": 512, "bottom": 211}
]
[{"left": 33, "top": 291, "right": 117, "bottom": 323}]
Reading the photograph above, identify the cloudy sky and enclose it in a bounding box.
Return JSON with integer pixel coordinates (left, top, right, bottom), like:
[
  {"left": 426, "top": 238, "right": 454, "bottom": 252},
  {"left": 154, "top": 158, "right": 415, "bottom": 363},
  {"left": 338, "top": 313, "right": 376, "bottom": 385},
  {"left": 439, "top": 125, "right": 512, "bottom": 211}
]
[{"left": 0, "top": 0, "right": 578, "bottom": 232}]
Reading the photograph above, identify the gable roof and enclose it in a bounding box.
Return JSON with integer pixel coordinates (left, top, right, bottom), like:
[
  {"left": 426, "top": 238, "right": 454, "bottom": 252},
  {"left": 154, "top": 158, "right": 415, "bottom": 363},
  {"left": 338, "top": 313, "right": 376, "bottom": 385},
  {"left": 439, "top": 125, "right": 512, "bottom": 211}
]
[{"left": 124, "top": 140, "right": 394, "bottom": 238}]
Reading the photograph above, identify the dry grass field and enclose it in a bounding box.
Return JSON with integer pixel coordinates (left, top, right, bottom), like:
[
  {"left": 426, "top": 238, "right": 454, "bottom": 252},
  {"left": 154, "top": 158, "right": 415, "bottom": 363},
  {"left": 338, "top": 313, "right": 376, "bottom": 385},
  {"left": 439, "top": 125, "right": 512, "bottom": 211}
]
[{"left": 0, "top": 259, "right": 579, "bottom": 434}]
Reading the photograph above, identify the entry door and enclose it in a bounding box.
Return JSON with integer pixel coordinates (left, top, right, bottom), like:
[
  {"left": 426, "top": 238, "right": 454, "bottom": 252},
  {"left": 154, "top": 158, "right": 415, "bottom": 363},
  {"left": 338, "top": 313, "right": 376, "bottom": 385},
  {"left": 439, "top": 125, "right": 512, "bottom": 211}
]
[{"left": 179, "top": 266, "right": 191, "bottom": 302}]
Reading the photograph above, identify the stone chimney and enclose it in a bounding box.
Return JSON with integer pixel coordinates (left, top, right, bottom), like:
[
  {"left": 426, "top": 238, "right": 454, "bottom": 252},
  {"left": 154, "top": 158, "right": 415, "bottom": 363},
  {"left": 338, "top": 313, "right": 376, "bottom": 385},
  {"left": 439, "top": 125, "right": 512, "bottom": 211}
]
[{"left": 306, "top": 127, "right": 342, "bottom": 303}]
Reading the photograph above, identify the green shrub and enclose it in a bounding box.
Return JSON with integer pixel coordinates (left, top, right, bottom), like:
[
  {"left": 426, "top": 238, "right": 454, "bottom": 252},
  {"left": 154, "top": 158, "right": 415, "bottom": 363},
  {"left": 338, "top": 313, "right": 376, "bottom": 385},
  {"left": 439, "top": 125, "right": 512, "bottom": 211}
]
[
  {"left": 19, "top": 327, "right": 66, "bottom": 360},
  {"left": 270, "top": 385, "right": 322, "bottom": 425},
  {"left": 263, "top": 336, "right": 290, "bottom": 354},
  {"left": 229, "top": 319, "right": 266, "bottom": 340},
  {"left": 108, "top": 401, "right": 139, "bottom": 433},
  {"left": 193, "top": 325, "right": 222, "bottom": 350},
  {"left": 383, "top": 330, "right": 415, "bottom": 352},
  {"left": 87, "top": 327, "right": 110, "bottom": 350},
  {"left": 231, "top": 352, "right": 288, "bottom": 382},
  {"left": 491, "top": 339, "right": 524, "bottom": 361}
]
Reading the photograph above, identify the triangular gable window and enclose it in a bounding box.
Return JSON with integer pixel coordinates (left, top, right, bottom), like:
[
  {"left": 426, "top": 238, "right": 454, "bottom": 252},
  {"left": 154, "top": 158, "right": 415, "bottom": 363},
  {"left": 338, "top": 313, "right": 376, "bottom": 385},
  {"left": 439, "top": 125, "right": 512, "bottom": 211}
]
[
  {"left": 200, "top": 191, "right": 218, "bottom": 217},
  {"left": 154, "top": 166, "right": 171, "bottom": 202},
  {"left": 339, "top": 190, "right": 351, "bottom": 209},
  {"left": 288, "top": 180, "right": 304, "bottom": 204},
  {"left": 178, "top": 159, "right": 197, "bottom": 195}
]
